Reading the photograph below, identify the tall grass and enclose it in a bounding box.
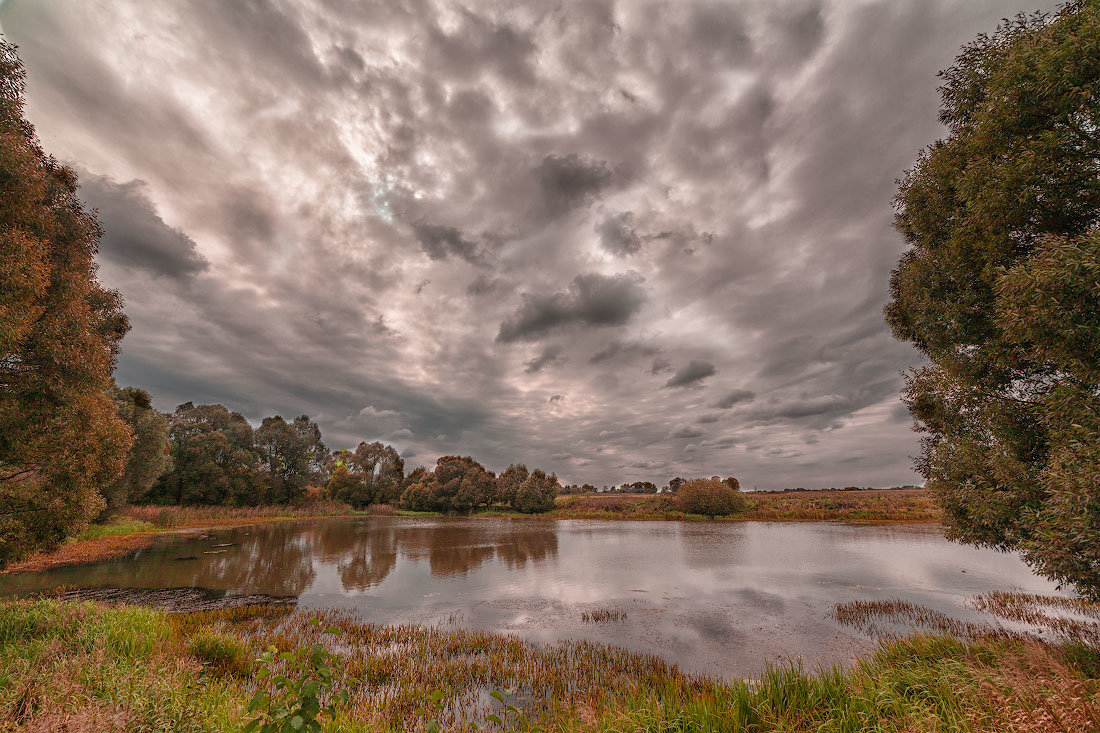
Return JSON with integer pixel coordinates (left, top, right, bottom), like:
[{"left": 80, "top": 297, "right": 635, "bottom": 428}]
[{"left": 2, "top": 594, "right": 1098, "bottom": 731}]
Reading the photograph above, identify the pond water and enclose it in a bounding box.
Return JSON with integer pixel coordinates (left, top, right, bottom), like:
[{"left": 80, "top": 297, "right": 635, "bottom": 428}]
[{"left": 0, "top": 517, "right": 1065, "bottom": 678}]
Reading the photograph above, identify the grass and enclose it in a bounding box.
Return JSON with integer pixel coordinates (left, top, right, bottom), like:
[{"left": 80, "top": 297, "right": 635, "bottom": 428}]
[
  {"left": 1, "top": 592, "right": 1098, "bottom": 731},
  {"left": 550, "top": 488, "right": 941, "bottom": 523}
]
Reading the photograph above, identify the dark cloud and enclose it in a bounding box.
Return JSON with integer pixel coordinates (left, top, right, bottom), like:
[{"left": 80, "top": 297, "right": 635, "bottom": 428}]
[
  {"left": 713, "top": 389, "right": 756, "bottom": 408},
  {"left": 597, "top": 212, "right": 642, "bottom": 255},
  {"left": 78, "top": 172, "right": 208, "bottom": 279},
  {"left": 589, "top": 339, "right": 660, "bottom": 364},
  {"left": 671, "top": 426, "right": 705, "bottom": 439},
  {"left": 664, "top": 360, "right": 717, "bottom": 389},
  {"left": 524, "top": 345, "right": 564, "bottom": 374},
  {"left": 497, "top": 272, "right": 646, "bottom": 342},
  {"left": 536, "top": 153, "right": 617, "bottom": 213},
  {"left": 412, "top": 222, "right": 480, "bottom": 263},
  {"left": 0, "top": 0, "right": 1046, "bottom": 489},
  {"left": 650, "top": 357, "right": 673, "bottom": 375}
]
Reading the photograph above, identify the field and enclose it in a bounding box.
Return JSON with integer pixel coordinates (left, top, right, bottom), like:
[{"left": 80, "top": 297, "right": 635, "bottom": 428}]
[
  {"left": 1, "top": 593, "right": 1097, "bottom": 731},
  {"left": 551, "top": 488, "right": 941, "bottom": 522}
]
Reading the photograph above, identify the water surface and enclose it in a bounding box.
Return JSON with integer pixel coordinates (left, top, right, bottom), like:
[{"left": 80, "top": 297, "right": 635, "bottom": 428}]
[{"left": 0, "top": 517, "right": 1064, "bottom": 677}]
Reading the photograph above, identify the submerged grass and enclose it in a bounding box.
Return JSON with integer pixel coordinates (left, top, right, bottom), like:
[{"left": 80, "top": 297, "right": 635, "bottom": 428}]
[{"left": 2, "top": 592, "right": 1098, "bottom": 731}]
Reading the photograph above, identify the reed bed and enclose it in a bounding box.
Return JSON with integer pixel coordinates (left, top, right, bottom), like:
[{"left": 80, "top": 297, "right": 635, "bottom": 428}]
[
  {"left": 3, "top": 597, "right": 1099, "bottom": 731},
  {"left": 581, "top": 609, "right": 627, "bottom": 623},
  {"left": 184, "top": 605, "right": 708, "bottom": 730}
]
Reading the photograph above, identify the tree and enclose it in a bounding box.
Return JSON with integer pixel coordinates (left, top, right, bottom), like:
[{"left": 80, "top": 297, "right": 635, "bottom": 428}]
[
  {"left": 399, "top": 456, "right": 494, "bottom": 513},
  {"left": 675, "top": 478, "right": 745, "bottom": 519},
  {"left": 325, "top": 463, "right": 364, "bottom": 506},
  {"left": 292, "top": 414, "right": 329, "bottom": 485},
  {"left": 324, "top": 442, "right": 403, "bottom": 508},
  {"left": 0, "top": 40, "right": 132, "bottom": 567},
  {"left": 146, "top": 403, "right": 261, "bottom": 505},
  {"left": 885, "top": 2, "right": 1100, "bottom": 596},
  {"left": 99, "top": 386, "right": 170, "bottom": 517},
  {"left": 255, "top": 416, "right": 313, "bottom": 503},
  {"left": 666, "top": 477, "right": 685, "bottom": 493},
  {"left": 723, "top": 477, "right": 741, "bottom": 492},
  {"left": 496, "top": 463, "right": 529, "bottom": 506},
  {"left": 513, "top": 469, "right": 559, "bottom": 514}
]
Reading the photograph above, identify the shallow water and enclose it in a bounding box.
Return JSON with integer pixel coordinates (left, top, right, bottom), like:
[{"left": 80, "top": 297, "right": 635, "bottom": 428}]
[{"left": 0, "top": 517, "right": 1065, "bottom": 677}]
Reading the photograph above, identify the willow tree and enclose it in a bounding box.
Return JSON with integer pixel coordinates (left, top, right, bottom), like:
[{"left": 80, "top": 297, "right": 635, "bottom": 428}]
[
  {"left": 0, "top": 40, "right": 131, "bottom": 567},
  {"left": 886, "top": 2, "right": 1100, "bottom": 595}
]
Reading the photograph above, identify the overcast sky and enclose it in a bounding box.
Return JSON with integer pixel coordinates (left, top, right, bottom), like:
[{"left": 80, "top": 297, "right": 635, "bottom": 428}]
[{"left": 0, "top": 0, "right": 1054, "bottom": 489}]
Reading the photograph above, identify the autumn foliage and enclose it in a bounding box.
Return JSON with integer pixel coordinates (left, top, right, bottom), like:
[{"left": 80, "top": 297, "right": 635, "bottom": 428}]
[{"left": 0, "top": 40, "right": 132, "bottom": 567}]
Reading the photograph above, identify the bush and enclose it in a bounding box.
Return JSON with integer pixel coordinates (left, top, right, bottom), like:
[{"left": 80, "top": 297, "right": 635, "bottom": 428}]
[
  {"left": 188, "top": 629, "right": 250, "bottom": 676},
  {"left": 325, "top": 464, "right": 368, "bottom": 507},
  {"left": 675, "top": 478, "right": 746, "bottom": 518},
  {"left": 513, "top": 469, "right": 559, "bottom": 514}
]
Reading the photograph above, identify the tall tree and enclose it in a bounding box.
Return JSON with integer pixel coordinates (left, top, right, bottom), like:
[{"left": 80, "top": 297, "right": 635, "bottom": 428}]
[
  {"left": 0, "top": 40, "right": 131, "bottom": 567},
  {"left": 292, "top": 414, "right": 329, "bottom": 484},
  {"left": 886, "top": 3, "right": 1100, "bottom": 596},
  {"left": 146, "top": 403, "right": 261, "bottom": 505},
  {"left": 255, "top": 415, "right": 313, "bottom": 504},
  {"left": 99, "top": 385, "right": 170, "bottom": 517},
  {"left": 326, "top": 442, "right": 404, "bottom": 507}
]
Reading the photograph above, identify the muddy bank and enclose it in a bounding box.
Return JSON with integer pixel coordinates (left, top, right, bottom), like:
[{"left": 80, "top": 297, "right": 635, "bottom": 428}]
[{"left": 54, "top": 586, "right": 298, "bottom": 612}]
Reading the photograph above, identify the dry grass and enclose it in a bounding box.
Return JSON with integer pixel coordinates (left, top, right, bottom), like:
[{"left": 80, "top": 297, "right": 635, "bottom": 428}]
[
  {"left": 552, "top": 488, "right": 941, "bottom": 522},
  {"left": 581, "top": 608, "right": 627, "bottom": 623},
  {"left": 3, "top": 596, "right": 1099, "bottom": 731}
]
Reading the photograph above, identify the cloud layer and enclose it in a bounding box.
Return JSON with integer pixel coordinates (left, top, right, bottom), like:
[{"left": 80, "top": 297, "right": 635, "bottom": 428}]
[{"left": 0, "top": 0, "right": 1051, "bottom": 488}]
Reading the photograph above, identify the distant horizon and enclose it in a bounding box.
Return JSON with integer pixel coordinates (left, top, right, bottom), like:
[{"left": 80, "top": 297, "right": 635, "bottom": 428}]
[{"left": 0, "top": 0, "right": 1056, "bottom": 489}]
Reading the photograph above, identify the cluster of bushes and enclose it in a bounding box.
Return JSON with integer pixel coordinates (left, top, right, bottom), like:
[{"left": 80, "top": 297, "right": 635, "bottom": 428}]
[{"left": 381, "top": 458, "right": 559, "bottom": 515}]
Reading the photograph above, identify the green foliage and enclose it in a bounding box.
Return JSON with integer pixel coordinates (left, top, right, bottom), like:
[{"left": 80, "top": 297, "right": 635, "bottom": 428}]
[
  {"left": 401, "top": 456, "right": 495, "bottom": 514},
  {"left": 0, "top": 40, "right": 132, "bottom": 568},
  {"left": 244, "top": 619, "right": 352, "bottom": 733},
  {"left": 884, "top": 1, "right": 1100, "bottom": 596},
  {"left": 513, "top": 469, "right": 559, "bottom": 514},
  {"left": 255, "top": 415, "right": 314, "bottom": 504},
  {"left": 325, "top": 442, "right": 404, "bottom": 508},
  {"left": 495, "top": 463, "right": 529, "bottom": 506},
  {"left": 675, "top": 478, "right": 746, "bottom": 518},
  {"left": 100, "top": 385, "right": 171, "bottom": 518},
  {"left": 145, "top": 403, "right": 263, "bottom": 506},
  {"left": 188, "top": 629, "right": 250, "bottom": 676}
]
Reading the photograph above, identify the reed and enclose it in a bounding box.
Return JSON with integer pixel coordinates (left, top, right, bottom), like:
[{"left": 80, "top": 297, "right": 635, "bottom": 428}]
[{"left": 2, "top": 597, "right": 1098, "bottom": 731}]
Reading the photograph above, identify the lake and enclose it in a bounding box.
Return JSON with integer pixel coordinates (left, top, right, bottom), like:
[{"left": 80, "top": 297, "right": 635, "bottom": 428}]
[{"left": 0, "top": 516, "right": 1064, "bottom": 678}]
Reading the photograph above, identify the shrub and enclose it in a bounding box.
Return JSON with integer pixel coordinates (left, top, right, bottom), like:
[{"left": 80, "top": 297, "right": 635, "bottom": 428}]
[
  {"left": 513, "top": 469, "right": 559, "bottom": 514},
  {"left": 675, "top": 478, "right": 746, "bottom": 518},
  {"left": 188, "top": 629, "right": 250, "bottom": 676},
  {"left": 325, "top": 464, "right": 368, "bottom": 507}
]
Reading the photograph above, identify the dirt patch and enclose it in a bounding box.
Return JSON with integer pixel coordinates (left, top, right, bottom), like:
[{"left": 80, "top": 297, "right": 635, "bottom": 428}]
[{"left": 53, "top": 587, "right": 298, "bottom": 612}]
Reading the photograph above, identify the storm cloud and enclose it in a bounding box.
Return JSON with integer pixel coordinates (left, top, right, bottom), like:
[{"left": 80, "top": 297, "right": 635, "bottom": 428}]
[
  {"left": 0, "top": 0, "right": 1054, "bottom": 488},
  {"left": 496, "top": 272, "right": 646, "bottom": 342}
]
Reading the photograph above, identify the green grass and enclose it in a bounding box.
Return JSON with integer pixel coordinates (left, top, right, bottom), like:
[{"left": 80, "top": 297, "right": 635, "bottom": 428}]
[
  {"left": 72, "top": 517, "right": 156, "bottom": 542},
  {"left": 1, "top": 598, "right": 1097, "bottom": 731}
]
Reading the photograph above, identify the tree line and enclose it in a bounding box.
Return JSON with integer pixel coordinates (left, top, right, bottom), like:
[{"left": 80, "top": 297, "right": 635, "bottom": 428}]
[{"left": 111, "top": 398, "right": 565, "bottom": 516}]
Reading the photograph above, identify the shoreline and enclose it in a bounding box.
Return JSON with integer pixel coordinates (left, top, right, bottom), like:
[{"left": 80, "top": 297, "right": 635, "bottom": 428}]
[{"left": 3, "top": 489, "right": 940, "bottom": 575}]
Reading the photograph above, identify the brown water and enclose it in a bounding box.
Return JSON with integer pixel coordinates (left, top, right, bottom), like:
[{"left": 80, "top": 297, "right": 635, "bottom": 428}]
[{"left": 0, "top": 517, "right": 1065, "bottom": 677}]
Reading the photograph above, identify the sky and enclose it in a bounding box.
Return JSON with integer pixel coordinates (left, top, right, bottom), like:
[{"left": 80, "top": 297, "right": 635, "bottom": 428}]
[{"left": 0, "top": 0, "right": 1055, "bottom": 489}]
